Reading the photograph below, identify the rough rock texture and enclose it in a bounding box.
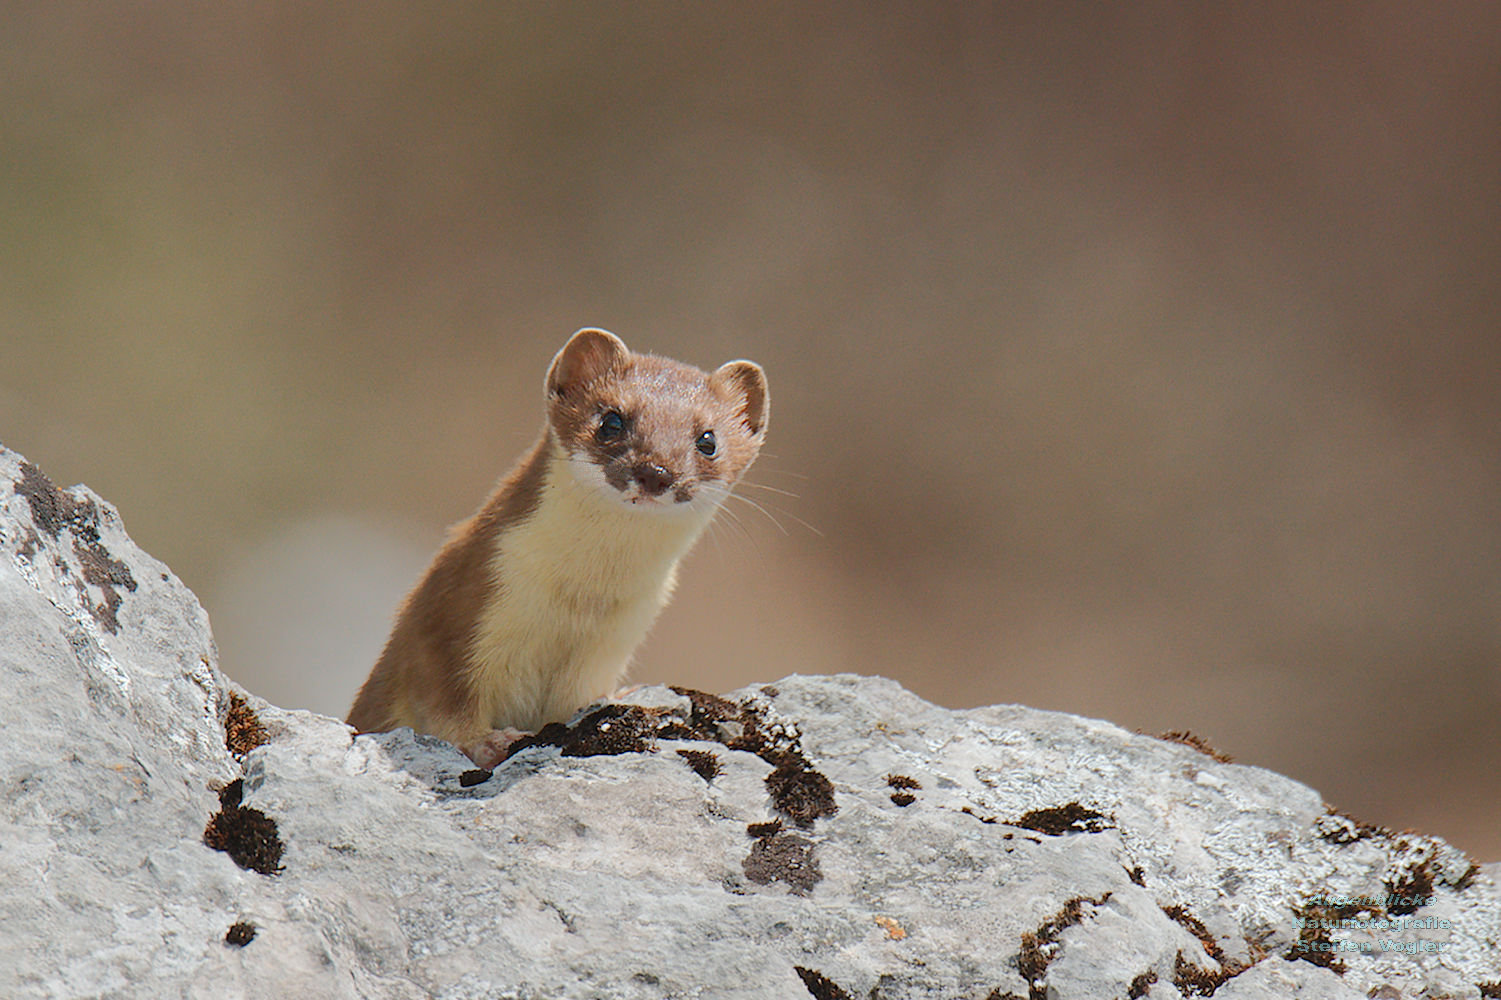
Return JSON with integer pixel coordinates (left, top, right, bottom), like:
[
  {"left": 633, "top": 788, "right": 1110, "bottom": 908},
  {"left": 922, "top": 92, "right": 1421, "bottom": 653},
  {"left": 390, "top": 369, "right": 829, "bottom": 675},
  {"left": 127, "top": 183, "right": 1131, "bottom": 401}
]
[{"left": 2, "top": 442, "right": 1498, "bottom": 1000}]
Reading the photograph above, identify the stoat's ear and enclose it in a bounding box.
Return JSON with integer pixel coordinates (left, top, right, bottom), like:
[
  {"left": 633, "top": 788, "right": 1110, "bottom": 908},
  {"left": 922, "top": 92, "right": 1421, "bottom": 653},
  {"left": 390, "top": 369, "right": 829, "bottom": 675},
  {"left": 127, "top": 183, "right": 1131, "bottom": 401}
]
[
  {"left": 547, "top": 328, "right": 629, "bottom": 399},
  {"left": 710, "top": 359, "right": 769, "bottom": 437}
]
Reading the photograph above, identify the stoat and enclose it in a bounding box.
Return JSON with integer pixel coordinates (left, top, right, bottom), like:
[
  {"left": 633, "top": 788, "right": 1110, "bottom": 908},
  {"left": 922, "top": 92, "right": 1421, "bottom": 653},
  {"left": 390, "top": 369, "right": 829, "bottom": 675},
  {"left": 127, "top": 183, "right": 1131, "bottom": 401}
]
[{"left": 347, "top": 328, "right": 768, "bottom": 767}]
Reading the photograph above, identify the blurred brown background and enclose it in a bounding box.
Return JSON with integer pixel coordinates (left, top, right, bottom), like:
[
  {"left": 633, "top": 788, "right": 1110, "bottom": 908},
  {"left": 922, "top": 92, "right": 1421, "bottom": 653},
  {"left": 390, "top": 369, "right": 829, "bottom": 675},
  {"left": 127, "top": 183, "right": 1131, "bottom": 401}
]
[{"left": 3, "top": 5, "right": 1497, "bottom": 859}]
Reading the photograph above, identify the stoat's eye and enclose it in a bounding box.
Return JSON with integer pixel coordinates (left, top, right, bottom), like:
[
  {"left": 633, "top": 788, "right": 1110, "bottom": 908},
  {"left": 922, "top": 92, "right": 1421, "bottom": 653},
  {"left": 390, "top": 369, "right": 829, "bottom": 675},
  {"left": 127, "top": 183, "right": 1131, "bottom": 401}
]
[
  {"left": 695, "top": 430, "right": 717, "bottom": 457},
  {"left": 598, "top": 410, "right": 626, "bottom": 442}
]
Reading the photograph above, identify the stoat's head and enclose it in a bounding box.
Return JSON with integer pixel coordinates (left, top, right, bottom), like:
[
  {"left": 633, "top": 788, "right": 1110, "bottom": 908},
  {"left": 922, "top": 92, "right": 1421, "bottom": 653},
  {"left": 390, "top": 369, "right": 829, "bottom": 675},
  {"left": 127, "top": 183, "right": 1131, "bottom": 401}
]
[{"left": 544, "top": 328, "right": 768, "bottom": 515}]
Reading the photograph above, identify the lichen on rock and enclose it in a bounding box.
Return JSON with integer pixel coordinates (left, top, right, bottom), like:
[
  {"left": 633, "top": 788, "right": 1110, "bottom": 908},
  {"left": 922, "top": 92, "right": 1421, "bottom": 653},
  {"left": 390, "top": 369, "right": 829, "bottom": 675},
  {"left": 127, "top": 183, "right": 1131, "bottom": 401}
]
[{"left": 1, "top": 444, "right": 1498, "bottom": 1000}]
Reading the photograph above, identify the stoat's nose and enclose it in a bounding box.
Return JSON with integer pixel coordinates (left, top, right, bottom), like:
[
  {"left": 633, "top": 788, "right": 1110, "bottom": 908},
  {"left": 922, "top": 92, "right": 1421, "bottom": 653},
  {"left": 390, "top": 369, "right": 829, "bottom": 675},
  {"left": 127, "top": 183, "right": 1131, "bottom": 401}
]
[{"left": 632, "top": 462, "right": 675, "bottom": 496}]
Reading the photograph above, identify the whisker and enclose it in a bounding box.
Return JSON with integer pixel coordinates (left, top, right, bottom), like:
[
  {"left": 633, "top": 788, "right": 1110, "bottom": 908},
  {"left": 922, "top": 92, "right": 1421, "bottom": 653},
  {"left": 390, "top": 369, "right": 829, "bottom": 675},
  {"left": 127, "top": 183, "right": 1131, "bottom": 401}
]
[
  {"left": 712, "top": 497, "right": 754, "bottom": 544},
  {"left": 738, "top": 481, "right": 800, "bottom": 499},
  {"left": 727, "top": 487, "right": 824, "bottom": 537},
  {"left": 721, "top": 493, "right": 783, "bottom": 534},
  {"left": 704, "top": 514, "right": 736, "bottom": 556},
  {"left": 725, "top": 491, "right": 797, "bottom": 536}
]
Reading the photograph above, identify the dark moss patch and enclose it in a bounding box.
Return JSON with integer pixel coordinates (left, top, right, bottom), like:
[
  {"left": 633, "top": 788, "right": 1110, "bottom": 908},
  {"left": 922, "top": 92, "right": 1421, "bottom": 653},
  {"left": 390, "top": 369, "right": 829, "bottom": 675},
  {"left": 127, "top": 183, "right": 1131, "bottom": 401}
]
[
  {"left": 496, "top": 688, "right": 838, "bottom": 828},
  {"left": 1172, "top": 951, "right": 1233, "bottom": 996},
  {"left": 1016, "top": 893, "right": 1112, "bottom": 1000},
  {"left": 1284, "top": 897, "right": 1370, "bottom": 975},
  {"left": 224, "top": 921, "right": 256, "bottom": 947},
  {"left": 985, "top": 992, "right": 1024, "bottom": 1000},
  {"left": 484, "top": 687, "right": 843, "bottom": 896},
  {"left": 1015, "top": 941, "right": 1049, "bottom": 999},
  {"left": 1477, "top": 982, "right": 1501, "bottom": 998},
  {"left": 1158, "top": 730, "right": 1232, "bottom": 763},
  {"left": 502, "top": 721, "right": 569, "bottom": 760},
  {"left": 459, "top": 768, "right": 492, "bottom": 787},
  {"left": 217, "top": 779, "right": 244, "bottom": 809},
  {"left": 563, "top": 705, "right": 660, "bottom": 756},
  {"left": 670, "top": 689, "right": 840, "bottom": 826},
  {"left": 204, "top": 779, "right": 284, "bottom": 875},
  {"left": 1161, "top": 905, "right": 1226, "bottom": 964},
  {"left": 886, "top": 774, "right": 920, "bottom": 807},
  {"left": 665, "top": 686, "right": 816, "bottom": 772},
  {"left": 1127, "top": 969, "right": 1157, "bottom": 998},
  {"left": 766, "top": 760, "right": 838, "bottom": 828},
  {"left": 1013, "top": 802, "right": 1111, "bottom": 835},
  {"left": 1161, "top": 904, "right": 1247, "bottom": 995},
  {"left": 793, "top": 966, "right": 852, "bottom": 1000},
  {"left": 14, "top": 460, "right": 137, "bottom": 633},
  {"left": 1126, "top": 865, "right": 1146, "bottom": 887},
  {"left": 225, "top": 692, "right": 270, "bottom": 757},
  {"left": 1384, "top": 859, "right": 1436, "bottom": 916},
  {"left": 497, "top": 704, "right": 658, "bottom": 761},
  {"left": 1313, "top": 813, "right": 1475, "bottom": 915},
  {"left": 666, "top": 686, "right": 750, "bottom": 743},
  {"left": 743, "top": 831, "right": 821, "bottom": 895},
  {"left": 677, "top": 748, "right": 721, "bottom": 782},
  {"left": 1315, "top": 808, "right": 1387, "bottom": 845}
]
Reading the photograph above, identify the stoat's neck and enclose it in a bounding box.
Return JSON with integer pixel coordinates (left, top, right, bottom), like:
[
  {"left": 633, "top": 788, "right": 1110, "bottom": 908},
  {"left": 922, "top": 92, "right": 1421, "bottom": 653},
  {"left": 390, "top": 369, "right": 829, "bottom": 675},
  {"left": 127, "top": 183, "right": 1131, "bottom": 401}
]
[
  {"left": 511, "top": 443, "right": 716, "bottom": 590},
  {"left": 465, "top": 443, "right": 717, "bottom": 731}
]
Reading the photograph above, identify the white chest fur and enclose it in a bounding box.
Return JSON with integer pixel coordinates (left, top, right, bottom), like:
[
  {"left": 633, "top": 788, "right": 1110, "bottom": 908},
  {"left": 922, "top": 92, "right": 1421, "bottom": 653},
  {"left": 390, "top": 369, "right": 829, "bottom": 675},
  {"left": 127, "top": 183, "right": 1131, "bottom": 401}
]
[{"left": 466, "top": 453, "right": 717, "bottom": 732}]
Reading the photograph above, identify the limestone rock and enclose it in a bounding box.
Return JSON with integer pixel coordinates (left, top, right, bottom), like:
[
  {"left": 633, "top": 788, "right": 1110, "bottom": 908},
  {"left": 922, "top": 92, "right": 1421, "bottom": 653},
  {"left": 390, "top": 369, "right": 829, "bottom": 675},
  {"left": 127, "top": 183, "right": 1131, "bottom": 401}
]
[{"left": 1, "top": 443, "right": 1497, "bottom": 999}]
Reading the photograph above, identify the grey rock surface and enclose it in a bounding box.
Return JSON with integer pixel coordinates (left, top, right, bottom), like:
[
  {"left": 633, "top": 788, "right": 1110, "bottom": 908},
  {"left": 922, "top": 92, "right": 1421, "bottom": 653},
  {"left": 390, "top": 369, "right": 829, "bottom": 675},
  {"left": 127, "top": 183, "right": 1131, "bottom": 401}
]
[{"left": 1, "top": 441, "right": 1498, "bottom": 1000}]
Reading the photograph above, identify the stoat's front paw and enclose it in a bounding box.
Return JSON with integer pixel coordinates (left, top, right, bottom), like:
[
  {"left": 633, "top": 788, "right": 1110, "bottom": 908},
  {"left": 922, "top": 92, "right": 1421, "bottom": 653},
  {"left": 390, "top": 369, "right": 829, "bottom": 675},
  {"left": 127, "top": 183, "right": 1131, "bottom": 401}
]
[{"left": 462, "top": 727, "right": 530, "bottom": 769}]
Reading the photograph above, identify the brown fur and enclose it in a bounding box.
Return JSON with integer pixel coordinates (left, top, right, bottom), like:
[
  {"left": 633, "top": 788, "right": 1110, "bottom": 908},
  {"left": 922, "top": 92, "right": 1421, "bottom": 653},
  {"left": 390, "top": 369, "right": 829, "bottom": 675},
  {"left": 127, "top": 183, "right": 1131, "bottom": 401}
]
[
  {"left": 346, "top": 440, "right": 549, "bottom": 736},
  {"left": 346, "top": 329, "right": 767, "bottom": 760}
]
